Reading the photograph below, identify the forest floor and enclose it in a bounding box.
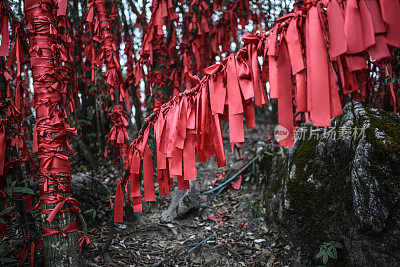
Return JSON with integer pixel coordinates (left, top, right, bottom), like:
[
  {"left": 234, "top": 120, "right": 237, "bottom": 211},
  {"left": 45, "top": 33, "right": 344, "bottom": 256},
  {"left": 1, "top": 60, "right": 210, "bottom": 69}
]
[{"left": 76, "top": 121, "right": 307, "bottom": 266}]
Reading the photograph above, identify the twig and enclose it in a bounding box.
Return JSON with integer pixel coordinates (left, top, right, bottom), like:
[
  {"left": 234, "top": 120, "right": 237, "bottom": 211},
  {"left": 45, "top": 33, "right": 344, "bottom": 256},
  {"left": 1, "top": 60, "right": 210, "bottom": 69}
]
[{"left": 126, "top": 0, "right": 140, "bottom": 16}]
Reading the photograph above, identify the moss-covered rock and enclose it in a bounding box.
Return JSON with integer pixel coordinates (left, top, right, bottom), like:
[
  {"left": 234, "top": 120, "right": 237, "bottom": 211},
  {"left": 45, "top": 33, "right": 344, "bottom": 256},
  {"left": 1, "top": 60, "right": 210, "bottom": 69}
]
[{"left": 259, "top": 101, "right": 400, "bottom": 266}]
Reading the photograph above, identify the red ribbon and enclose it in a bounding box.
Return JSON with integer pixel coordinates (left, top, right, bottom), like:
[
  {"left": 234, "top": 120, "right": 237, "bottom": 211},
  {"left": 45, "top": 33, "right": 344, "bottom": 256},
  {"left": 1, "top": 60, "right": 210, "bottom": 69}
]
[
  {"left": 0, "top": 120, "right": 6, "bottom": 175},
  {"left": 113, "top": 178, "right": 126, "bottom": 222},
  {"left": 16, "top": 237, "right": 43, "bottom": 267},
  {"left": 42, "top": 221, "right": 78, "bottom": 237},
  {"left": 42, "top": 194, "right": 81, "bottom": 222},
  {"left": 143, "top": 145, "right": 155, "bottom": 202},
  {"left": 0, "top": 7, "right": 9, "bottom": 57},
  {"left": 78, "top": 231, "right": 93, "bottom": 249}
]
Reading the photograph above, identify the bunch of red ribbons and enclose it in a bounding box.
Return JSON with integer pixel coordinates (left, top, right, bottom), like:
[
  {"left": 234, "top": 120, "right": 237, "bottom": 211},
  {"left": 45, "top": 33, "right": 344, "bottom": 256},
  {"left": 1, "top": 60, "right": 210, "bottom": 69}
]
[
  {"left": 105, "top": 105, "right": 129, "bottom": 158},
  {"left": 266, "top": 0, "right": 400, "bottom": 146},
  {"left": 0, "top": 2, "right": 36, "bottom": 238},
  {"left": 141, "top": 0, "right": 178, "bottom": 65},
  {"left": 138, "top": 0, "right": 268, "bottom": 105},
  {"left": 114, "top": 31, "right": 267, "bottom": 221},
  {"left": 86, "top": 0, "right": 129, "bottom": 158},
  {"left": 114, "top": 0, "right": 400, "bottom": 222}
]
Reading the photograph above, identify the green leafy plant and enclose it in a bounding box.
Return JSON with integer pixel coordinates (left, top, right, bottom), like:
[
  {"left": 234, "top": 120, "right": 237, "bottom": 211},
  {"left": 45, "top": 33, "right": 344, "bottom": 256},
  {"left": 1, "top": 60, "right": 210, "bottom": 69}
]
[
  {"left": 84, "top": 207, "right": 106, "bottom": 220},
  {"left": 248, "top": 199, "right": 266, "bottom": 217},
  {"left": 316, "top": 241, "right": 343, "bottom": 265}
]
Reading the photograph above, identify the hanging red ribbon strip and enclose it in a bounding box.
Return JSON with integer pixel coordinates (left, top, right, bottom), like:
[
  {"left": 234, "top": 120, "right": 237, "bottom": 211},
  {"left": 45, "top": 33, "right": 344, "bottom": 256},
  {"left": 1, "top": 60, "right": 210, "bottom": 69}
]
[
  {"left": 0, "top": 4, "right": 10, "bottom": 57},
  {"left": 16, "top": 236, "right": 43, "bottom": 267}
]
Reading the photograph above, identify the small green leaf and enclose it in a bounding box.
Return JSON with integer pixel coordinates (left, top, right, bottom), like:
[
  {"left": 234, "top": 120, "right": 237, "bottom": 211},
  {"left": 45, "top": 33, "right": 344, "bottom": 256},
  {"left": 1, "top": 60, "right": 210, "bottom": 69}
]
[
  {"left": 326, "top": 246, "right": 334, "bottom": 259},
  {"left": 316, "top": 250, "right": 324, "bottom": 259},
  {"left": 323, "top": 254, "right": 329, "bottom": 265},
  {"left": 13, "top": 187, "right": 34, "bottom": 195},
  {"left": 332, "top": 247, "right": 337, "bottom": 259},
  {"left": 333, "top": 242, "right": 343, "bottom": 249},
  {"left": 84, "top": 209, "right": 94, "bottom": 214}
]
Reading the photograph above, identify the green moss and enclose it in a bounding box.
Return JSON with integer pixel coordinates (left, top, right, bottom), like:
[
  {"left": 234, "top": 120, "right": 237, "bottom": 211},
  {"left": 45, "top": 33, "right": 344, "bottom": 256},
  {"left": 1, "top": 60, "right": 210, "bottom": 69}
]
[
  {"left": 365, "top": 108, "right": 400, "bottom": 201},
  {"left": 365, "top": 108, "right": 400, "bottom": 155},
  {"left": 290, "top": 136, "right": 319, "bottom": 179},
  {"left": 259, "top": 104, "right": 400, "bottom": 263},
  {"left": 258, "top": 152, "right": 275, "bottom": 176},
  {"left": 271, "top": 158, "right": 285, "bottom": 194},
  {"left": 282, "top": 107, "right": 400, "bottom": 259},
  {"left": 285, "top": 129, "right": 354, "bottom": 256}
]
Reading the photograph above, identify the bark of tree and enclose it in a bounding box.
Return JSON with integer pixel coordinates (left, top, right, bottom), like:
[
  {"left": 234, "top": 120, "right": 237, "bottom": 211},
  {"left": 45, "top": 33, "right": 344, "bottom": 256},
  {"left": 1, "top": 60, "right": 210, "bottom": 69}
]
[
  {"left": 131, "top": 83, "right": 143, "bottom": 129},
  {"left": 24, "top": 1, "right": 81, "bottom": 266}
]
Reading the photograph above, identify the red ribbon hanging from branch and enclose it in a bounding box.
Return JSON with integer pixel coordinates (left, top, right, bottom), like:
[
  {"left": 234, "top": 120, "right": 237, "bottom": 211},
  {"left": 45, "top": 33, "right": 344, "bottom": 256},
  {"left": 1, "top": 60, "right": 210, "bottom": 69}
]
[{"left": 0, "top": 4, "right": 10, "bottom": 57}]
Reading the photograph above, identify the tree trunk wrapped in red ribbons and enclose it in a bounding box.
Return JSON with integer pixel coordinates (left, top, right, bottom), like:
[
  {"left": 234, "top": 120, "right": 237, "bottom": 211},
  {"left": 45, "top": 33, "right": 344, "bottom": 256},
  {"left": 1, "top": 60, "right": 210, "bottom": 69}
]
[
  {"left": 114, "top": 0, "right": 400, "bottom": 222},
  {"left": 24, "top": 0, "right": 81, "bottom": 265},
  {"left": 86, "top": 0, "right": 129, "bottom": 159}
]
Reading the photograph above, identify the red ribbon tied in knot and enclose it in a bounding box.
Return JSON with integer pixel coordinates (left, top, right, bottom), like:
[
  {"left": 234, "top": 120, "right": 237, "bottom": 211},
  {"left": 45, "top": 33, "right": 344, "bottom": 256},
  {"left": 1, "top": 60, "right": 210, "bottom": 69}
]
[
  {"left": 42, "top": 221, "right": 78, "bottom": 237},
  {"left": 46, "top": 194, "right": 81, "bottom": 222},
  {"left": 78, "top": 233, "right": 93, "bottom": 249}
]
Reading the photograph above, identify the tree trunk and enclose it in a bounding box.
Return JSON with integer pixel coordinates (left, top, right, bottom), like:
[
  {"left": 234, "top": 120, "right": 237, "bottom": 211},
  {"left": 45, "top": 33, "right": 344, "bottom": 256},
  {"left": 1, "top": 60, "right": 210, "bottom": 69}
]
[
  {"left": 131, "top": 83, "right": 143, "bottom": 129},
  {"left": 93, "top": 0, "right": 129, "bottom": 159},
  {"left": 24, "top": 1, "right": 81, "bottom": 266}
]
